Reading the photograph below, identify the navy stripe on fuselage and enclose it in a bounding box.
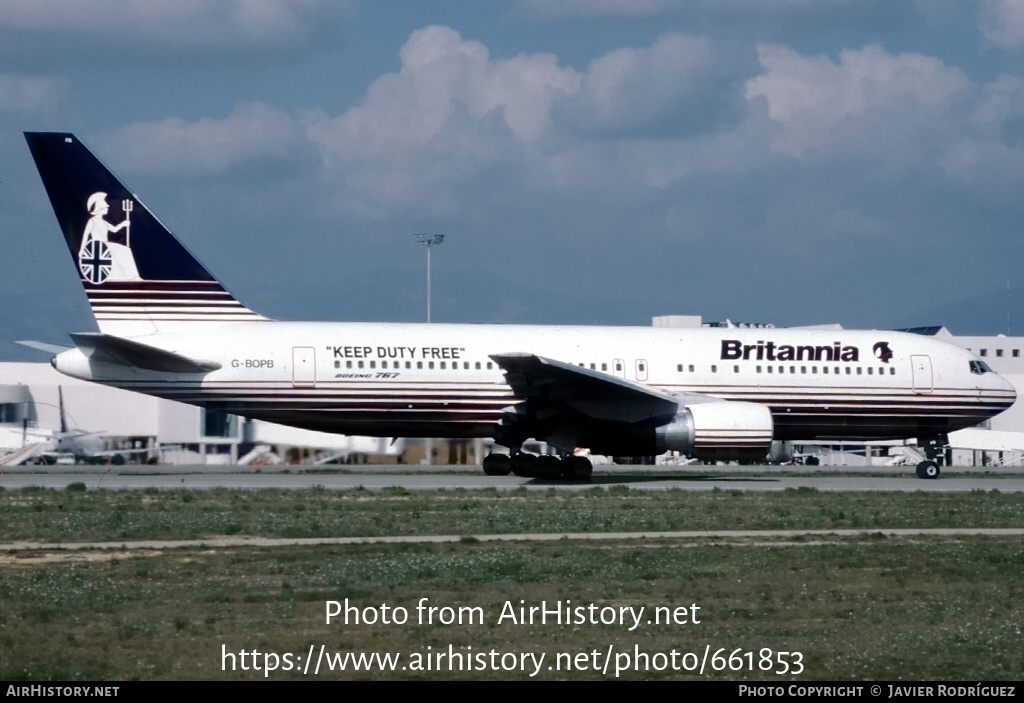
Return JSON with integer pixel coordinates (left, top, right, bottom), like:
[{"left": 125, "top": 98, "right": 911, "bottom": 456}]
[{"left": 109, "top": 383, "right": 1010, "bottom": 415}]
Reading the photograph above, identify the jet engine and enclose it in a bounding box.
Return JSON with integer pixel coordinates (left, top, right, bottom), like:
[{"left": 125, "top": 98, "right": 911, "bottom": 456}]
[
  {"left": 654, "top": 401, "right": 774, "bottom": 461},
  {"left": 765, "top": 440, "right": 796, "bottom": 464}
]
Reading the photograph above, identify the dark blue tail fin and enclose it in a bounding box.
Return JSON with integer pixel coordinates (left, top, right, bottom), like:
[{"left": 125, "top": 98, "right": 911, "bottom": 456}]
[{"left": 25, "top": 132, "right": 266, "bottom": 337}]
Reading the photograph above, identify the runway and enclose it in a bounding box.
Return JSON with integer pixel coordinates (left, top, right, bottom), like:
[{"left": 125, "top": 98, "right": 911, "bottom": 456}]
[{"left": 3, "top": 464, "right": 1024, "bottom": 492}]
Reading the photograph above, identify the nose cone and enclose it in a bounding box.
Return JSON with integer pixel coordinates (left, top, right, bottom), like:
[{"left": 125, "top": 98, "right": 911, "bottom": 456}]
[
  {"left": 1000, "top": 372, "right": 1018, "bottom": 403},
  {"left": 986, "top": 371, "right": 1018, "bottom": 419}
]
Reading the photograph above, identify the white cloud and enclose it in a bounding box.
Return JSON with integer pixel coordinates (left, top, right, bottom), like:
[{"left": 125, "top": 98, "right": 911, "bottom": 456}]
[
  {"left": 309, "top": 25, "right": 580, "bottom": 159},
  {"left": 941, "top": 75, "right": 1024, "bottom": 191},
  {"left": 82, "top": 25, "right": 1024, "bottom": 237},
  {"left": 0, "top": 73, "right": 61, "bottom": 113},
  {"left": 75, "top": 26, "right": 754, "bottom": 215},
  {"left": 516, "top": 0, "right": 866, "bottom": 20},
  {"left": 304, "top": 26, "right": 582, "bottom": 217},
  {"left": 79, "top": 25, "right": 587, "bottom": 216},
  {"left": 740, "top": 42, "right": 1024, "bottom": 201},
  {"left": 0, "top": 0, "right": 345, "bottom": 51},
  {"left": 567, "top": 33, "right": 720, "bottom": 132},
  {"left": 744, "top": 44, "right": 969, "bottom": 156},
  {"left": 302, "top": 27, "right": 756, "bottom": 218},
  {"left": 306, "top": 27, "right": 748, "bottom": 217},
  {"left": 979, "top": 0, "right": 1024, "bottom": 51},
  {"left": 93, "top": 103, "right": 303, "bottom": 177},
  {"left": 515, "top": 0, "right": 682, "bottom": 19},
  {"left": 940, "top": 137, "right": 1024, "bottom": 193},
  {"left": 968, "top": 74, "right": 1024, "bottom": 136}
]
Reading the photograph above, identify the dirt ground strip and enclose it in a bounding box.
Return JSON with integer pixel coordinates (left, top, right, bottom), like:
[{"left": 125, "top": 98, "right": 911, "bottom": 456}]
[{"left": 4, "top": 527, "right": 1023, "bottom": 566}]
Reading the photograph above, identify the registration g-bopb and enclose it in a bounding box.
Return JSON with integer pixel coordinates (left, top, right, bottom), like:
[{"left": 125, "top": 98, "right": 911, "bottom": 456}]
[{"left": 232, "top": 359, "right": 274, "bottom": 368}]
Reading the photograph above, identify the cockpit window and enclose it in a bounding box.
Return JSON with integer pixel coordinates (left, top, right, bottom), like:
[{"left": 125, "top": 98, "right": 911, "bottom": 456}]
[{"left": 969, "top": 360, "right": 993, "bottom": 375}]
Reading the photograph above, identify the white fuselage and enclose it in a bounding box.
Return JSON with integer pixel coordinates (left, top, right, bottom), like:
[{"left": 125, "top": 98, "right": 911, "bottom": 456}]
[{"left": 53, "top": 322, "right": 1016, "bottom": 444}]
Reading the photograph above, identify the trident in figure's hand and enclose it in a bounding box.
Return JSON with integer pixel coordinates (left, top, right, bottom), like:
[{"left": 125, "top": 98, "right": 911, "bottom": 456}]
[{"left": 122, "top": 199, "right": 133, "bottom": 247}]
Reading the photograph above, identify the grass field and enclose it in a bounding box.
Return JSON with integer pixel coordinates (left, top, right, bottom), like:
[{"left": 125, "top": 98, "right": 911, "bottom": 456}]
[{"left": 1, "top": 486, "right": 1022, "bottom": 680}]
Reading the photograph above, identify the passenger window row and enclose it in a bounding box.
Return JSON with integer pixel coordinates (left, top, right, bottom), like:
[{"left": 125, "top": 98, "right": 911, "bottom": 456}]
[
  {"left": 975, "top": 348, "right": 1019, "bottom": 358},
  {"left": 675, "top": 364, "right": 897, "bottom": 376},
  {"left": 334, "top": 360, "right": 495, "bottom": 371},
  {"left": 333, "top": 358, "right": 897, "bottom": 377}
]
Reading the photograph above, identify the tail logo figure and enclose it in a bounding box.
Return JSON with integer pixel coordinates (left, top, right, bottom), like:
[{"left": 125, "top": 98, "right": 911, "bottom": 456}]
[{"left": 78, "top": 192, "right": 139, "bottom": 284}]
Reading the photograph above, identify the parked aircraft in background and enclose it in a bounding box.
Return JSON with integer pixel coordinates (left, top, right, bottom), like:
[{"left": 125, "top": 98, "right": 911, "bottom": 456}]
[
  {"left": 0, "top": 385, "right": 150, "bottom": 466},
  {"left": 23, "top": 132, "right": 1016, "bottom": 479},
  {"left": 36, "top": 387, "right": 150, "bottom": 465}
]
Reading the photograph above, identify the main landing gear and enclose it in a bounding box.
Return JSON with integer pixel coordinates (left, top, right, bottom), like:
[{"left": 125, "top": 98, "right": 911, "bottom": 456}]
[{"left": 482, "top": 452, "right": 593, "bottom": 481}]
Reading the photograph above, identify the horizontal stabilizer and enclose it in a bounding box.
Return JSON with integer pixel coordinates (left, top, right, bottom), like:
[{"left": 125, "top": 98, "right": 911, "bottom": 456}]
[
  {"left": 16, "top": 340, "right": 73, "bottom": 355},
  {"left": 70, "top": 333, "right": 221, "bottom": 374}
]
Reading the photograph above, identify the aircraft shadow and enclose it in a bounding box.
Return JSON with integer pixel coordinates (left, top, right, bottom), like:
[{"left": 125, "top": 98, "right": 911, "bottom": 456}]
[{"left": 526, "top": 473, "right": 781, "bottom": 485}]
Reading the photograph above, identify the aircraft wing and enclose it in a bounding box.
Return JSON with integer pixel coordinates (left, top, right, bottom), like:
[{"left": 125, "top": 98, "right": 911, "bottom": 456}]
[
  {"left": 490, "top": 352, "right": 683, "bottom": 424},
  {"left": 78, "top": 447, "right": 151, "bottom": 458},
  {"left": 490, "top": 352, "right": 771, "bottom": 458}
]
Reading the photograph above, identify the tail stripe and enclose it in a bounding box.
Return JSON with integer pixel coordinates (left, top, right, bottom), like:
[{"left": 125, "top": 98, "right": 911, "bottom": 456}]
[{"left": 86, "top": 280, "right": 266, "bottom": 323}]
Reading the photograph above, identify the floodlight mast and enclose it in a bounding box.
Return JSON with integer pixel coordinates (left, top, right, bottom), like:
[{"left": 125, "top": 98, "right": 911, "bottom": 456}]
[
  {"left": 413, "top": 233, "right": 444, "bottom": 323},
  {"left": 413, "top": 233, "right": 445, "bottom": 466}
]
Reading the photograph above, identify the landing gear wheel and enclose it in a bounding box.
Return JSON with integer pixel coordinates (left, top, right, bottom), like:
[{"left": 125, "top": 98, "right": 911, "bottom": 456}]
[
  {"left": 510, "top": 454, "right": 536, "bottom": 478},
  {"left": 562, "top": 456, "right": 593, "bottom": 481},
  {"left": 916, "top": 460, "right": 940, "bottom": 480},
  {"left": 482, "top": 454, "right": 511, "bottom": 476},
  {"left": 534, "top": 455, "right": 563, "bottom": 480}
]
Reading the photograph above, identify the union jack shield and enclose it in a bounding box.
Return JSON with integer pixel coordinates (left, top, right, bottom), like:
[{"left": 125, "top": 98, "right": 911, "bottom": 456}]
[{"left": 79, "top": 240, "right": 112, "bottom": 284}]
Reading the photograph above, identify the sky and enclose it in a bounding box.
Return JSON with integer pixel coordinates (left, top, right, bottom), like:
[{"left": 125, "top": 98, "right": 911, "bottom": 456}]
[{"left": 2, "top": 0, "right": 1024, "bottom": 359}]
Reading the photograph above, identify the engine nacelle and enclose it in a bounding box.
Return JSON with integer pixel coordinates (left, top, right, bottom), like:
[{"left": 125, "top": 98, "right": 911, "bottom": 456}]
[
  {"left": 654, "top": 401, "right": 774, "bottom": 461},
  {"left": 765, "top": 440, "right": 795, "bottom": 464}
]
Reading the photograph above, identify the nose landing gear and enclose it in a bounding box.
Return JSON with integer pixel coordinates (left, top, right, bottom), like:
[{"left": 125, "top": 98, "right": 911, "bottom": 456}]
[
  {"left": 914, "top": 434, "right": 948, "bottom": 480},
  {"left": 915, "top": 460, "right": 940, "bottom": 479}
]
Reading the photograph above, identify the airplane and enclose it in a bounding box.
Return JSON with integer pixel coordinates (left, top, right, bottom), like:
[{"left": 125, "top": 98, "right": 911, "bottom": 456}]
[
  {"left": 36, "top": 387, "right": 151, "bottom": 465},
  {"left": 22, "top": 132, "right": 1017, "bottom": 480},
  {"left": 0, "top": 383, "right": 150, "bottom": 466}
]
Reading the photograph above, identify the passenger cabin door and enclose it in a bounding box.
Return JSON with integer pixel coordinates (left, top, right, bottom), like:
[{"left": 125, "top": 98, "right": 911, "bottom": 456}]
[
  {"left": 910, "top": 354, "right": 932, "bottom": 394},
  {"left": 292, "top": 346, "right": 316, "bottom": 387}
]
